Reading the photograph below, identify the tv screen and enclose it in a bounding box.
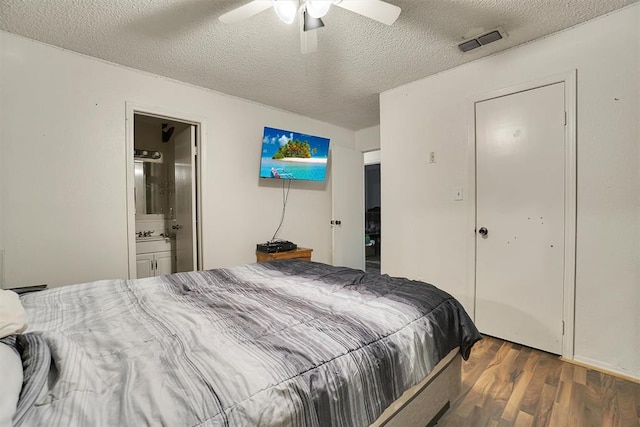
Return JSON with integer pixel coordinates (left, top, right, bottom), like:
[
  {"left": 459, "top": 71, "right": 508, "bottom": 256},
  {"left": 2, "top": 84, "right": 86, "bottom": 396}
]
[{"left": 260, "top": 127, "right": 330, "bottom": 181}]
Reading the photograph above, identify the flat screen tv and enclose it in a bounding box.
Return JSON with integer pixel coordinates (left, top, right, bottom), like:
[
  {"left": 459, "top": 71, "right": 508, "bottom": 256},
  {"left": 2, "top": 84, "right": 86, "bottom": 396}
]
[{"left": 259, "top": 127, "right": 330, "bottom": 181}]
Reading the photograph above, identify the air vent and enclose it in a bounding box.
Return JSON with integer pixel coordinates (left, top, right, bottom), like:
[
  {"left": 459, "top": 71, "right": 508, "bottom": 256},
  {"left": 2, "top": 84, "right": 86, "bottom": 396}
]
[
  {"left": 458, "top": 39, "right": 481, "bottom": 53},
  {"left": 458, "top": 27, "right": 508, "bottom": 53}
]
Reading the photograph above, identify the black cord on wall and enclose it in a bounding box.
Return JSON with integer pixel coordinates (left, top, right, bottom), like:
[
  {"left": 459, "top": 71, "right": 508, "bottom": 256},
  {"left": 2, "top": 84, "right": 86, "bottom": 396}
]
[{"left": 270, "top": 179, "right": 292, "bottom": 242}]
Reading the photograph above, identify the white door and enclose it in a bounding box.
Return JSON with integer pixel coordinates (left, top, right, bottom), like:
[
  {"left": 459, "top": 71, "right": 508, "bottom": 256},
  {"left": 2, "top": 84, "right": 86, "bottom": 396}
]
[
  {"left": 331, "top": 145, "right": 364, "bottom": 270},
  {"left": 174, "top": 126, "right": 197, "bottom": 273},
  {"left": 475, "top": 83, "right": 565, "bottom": 354}
]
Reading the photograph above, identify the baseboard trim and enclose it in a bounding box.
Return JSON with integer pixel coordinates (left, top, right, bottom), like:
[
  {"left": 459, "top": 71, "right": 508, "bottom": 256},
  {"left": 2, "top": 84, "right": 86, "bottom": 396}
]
[{"left": 561, "top": 356, "right": 640, "bottom": 385}]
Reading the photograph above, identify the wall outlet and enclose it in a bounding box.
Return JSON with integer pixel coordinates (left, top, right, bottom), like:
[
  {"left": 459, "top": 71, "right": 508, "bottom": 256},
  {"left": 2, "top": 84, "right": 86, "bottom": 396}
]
[
  {"left": 429, "top": 152, "right": 436, "bottom": 163},
  {"left": 454, "top": 187, "right": 464, "bottom": 201}
]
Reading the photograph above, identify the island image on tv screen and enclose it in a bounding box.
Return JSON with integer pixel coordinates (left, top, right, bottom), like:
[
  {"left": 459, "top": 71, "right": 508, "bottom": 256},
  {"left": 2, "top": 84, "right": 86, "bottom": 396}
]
[{"left": 259, "top": 127, "right": 330, "bottom": 181}]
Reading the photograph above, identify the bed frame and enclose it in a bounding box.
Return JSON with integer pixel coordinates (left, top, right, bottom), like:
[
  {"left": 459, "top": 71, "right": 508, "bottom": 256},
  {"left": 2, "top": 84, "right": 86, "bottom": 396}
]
[{"left": 372, "top": 347, "right": 462, "bottom": 427}]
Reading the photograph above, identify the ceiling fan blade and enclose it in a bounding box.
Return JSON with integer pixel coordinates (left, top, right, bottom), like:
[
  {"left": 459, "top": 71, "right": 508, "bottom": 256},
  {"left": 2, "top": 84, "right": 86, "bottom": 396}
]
[
  {"left": 334, "top": 0, "right": 401, "bottom": 25},
  {"left": 219, "top": 1, "right": 273, "bottom": 24}
]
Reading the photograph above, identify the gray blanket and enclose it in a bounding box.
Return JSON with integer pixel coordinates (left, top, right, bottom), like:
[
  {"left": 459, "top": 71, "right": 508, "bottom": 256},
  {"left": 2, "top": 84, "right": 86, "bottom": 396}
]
[{"left": 10, "top": 260, "right": 480, "bottom": 426}]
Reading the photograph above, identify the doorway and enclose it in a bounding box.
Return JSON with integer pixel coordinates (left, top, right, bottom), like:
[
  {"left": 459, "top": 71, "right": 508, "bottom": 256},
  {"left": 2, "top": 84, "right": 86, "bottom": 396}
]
[
  {"left": 364, "top": 151, "right": 381, "bottom": 274},
  {"left": 471, "top": 72, "right": 576, "bottom": 357},
  {"left": 126, "top": 104, "right": 204, "bottom": 279}
]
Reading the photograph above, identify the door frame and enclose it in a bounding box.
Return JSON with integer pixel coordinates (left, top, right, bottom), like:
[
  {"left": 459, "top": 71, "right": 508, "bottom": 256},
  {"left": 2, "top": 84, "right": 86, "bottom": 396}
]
[
  {"left": 363, "top": 150, "right": 381, "bottom": 271},
  {"left": 125, "top": 102, "right": 206, "bottom": 279},
  {"left": 465, "top": 70, "right": 577, "bottom": 359}
]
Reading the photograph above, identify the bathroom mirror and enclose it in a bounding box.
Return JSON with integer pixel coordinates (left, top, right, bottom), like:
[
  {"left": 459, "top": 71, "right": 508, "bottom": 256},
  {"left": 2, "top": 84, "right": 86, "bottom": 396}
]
[{"left": 134, "top": 160, "right": 167, "bottom": 214}]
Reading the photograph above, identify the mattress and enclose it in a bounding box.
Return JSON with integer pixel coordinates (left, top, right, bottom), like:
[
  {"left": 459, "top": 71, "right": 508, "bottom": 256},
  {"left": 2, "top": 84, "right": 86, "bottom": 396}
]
[{"left": 4, "top": 260, "right": 480, "bottom": 426}]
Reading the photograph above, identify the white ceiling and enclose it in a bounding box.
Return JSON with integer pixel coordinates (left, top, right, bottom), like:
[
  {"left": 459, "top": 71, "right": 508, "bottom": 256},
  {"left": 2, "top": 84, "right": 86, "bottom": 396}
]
[{"left": 0, "top": 0, "right": 636, "bottom": 130}]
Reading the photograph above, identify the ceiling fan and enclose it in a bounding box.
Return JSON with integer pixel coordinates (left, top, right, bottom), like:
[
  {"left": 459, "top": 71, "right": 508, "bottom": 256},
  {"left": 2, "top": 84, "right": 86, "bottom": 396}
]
[{"left": 219, "top": 1, "right": 401, "bottom": 54}]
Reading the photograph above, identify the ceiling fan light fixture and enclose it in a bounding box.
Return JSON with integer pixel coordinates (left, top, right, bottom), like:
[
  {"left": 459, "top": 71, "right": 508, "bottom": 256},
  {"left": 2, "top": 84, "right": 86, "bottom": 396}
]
[
  {"left": 273, "top": 0, "right": 298, "bottom": 24},
  {"left": 306, "top": 1, "right": 331, "bottom": 19}
]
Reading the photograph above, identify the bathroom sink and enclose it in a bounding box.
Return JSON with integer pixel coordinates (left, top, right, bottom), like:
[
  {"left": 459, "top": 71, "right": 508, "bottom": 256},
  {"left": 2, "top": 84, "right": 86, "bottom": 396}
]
[
  {"left": 136, "top": 236, "right": 174, "bottom": 254},
  {"left": 136, "top": 236, "right": 165, "bottom": 242}
]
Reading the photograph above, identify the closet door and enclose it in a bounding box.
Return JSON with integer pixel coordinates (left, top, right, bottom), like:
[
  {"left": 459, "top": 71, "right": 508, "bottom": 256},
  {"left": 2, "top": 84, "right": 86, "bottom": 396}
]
[
  {"left": 331, "top": 145, "right": 364, "bottom": 270},
  {"left": 475, "top": 83, "right": 565, "bottom": 354}
]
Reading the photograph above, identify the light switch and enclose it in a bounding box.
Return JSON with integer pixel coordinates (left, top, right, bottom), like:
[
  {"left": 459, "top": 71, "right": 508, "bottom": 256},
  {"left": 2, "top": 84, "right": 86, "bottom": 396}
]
[
  {"left": 454, "top": 188, "right": 463, "bottom": 201},
  {"left": 429, "top": 152, "right": 436, "bottom": 163}
]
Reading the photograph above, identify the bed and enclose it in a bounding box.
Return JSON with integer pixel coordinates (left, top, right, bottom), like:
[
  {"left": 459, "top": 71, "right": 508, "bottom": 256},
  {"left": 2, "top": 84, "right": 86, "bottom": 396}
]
[{"left": 1, "top": 260, "right": 480, "bottom": 427}]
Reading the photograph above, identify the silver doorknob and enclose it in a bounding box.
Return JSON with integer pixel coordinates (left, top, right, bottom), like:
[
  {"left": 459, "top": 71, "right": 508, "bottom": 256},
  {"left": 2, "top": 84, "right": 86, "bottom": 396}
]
[{"left": 478, "top": 227, "right": 488, "bottom": 237}]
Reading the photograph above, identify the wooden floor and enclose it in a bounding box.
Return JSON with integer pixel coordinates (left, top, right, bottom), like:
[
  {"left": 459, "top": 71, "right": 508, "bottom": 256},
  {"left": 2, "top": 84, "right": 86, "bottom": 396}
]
[{"left": 436, "top": 336, "right": 640, "bottom": 427}]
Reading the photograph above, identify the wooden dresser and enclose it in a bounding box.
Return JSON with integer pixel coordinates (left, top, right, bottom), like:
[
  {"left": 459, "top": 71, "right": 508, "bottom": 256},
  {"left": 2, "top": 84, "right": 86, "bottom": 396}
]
[{"left": 256, "top": 247, "right": 313, "bottom": 263}]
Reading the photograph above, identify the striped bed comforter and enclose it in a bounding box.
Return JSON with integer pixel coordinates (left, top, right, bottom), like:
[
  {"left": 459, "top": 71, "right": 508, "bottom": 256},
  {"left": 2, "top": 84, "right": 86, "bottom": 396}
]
[{"left": 8, "top": 260, "right": 480, "bottom": 427}]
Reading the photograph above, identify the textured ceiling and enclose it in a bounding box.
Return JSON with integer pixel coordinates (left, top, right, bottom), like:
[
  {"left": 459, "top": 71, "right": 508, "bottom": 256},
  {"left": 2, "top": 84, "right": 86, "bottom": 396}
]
[{"left": 0, "top": 0, "right": 636, "bottom": 130}]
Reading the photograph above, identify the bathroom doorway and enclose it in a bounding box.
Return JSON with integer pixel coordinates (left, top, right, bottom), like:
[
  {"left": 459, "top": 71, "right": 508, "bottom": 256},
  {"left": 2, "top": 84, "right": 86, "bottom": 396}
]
[
  {"left": 364, "top": 151, "right": 381, "bottom": 274},
  {"left": 126, "top": 104, "right": 204, "bottom": 279}
]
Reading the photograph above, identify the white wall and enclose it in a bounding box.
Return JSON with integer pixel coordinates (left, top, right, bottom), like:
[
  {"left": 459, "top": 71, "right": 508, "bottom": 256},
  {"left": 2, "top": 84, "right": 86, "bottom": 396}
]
[
  {"left": 0, "top": 143, "right": 3, "bottom": 288},
  {"left": 363, "top": 151, "right": 381, "bottom": 165},
  {"left": 0, "top": 31, "right": 355, "bottom": 289},
  {"left": 355, "top": 125, "right": 381, "bottom": 152},
  {"left": 381, "top": 5, "right": 639, "bottom": 378}
]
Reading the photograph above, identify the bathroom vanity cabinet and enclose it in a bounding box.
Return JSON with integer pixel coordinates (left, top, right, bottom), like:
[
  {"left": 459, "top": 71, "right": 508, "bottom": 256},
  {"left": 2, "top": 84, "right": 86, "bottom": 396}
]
[
  {"left": 136, "top": 251, "right": 173, "bottom": 278},
  {"left": 135, "top": 237, "right": 175, "bottom": 278}
]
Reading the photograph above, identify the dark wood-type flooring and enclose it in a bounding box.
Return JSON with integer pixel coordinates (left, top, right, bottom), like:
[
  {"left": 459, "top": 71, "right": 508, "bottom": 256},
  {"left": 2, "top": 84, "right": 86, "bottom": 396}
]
[{"left": 436, "top": 336, "right": 640, "bottom": 427}]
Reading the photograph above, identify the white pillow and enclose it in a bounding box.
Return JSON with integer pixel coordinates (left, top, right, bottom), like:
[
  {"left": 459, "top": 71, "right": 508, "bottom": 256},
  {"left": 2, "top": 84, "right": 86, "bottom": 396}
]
[
  {"left": 0, "top": 290, "right": 28, "bottom": 339},
  {"left": 0, "top": 342, "right": 23, "bottom": 426}
]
